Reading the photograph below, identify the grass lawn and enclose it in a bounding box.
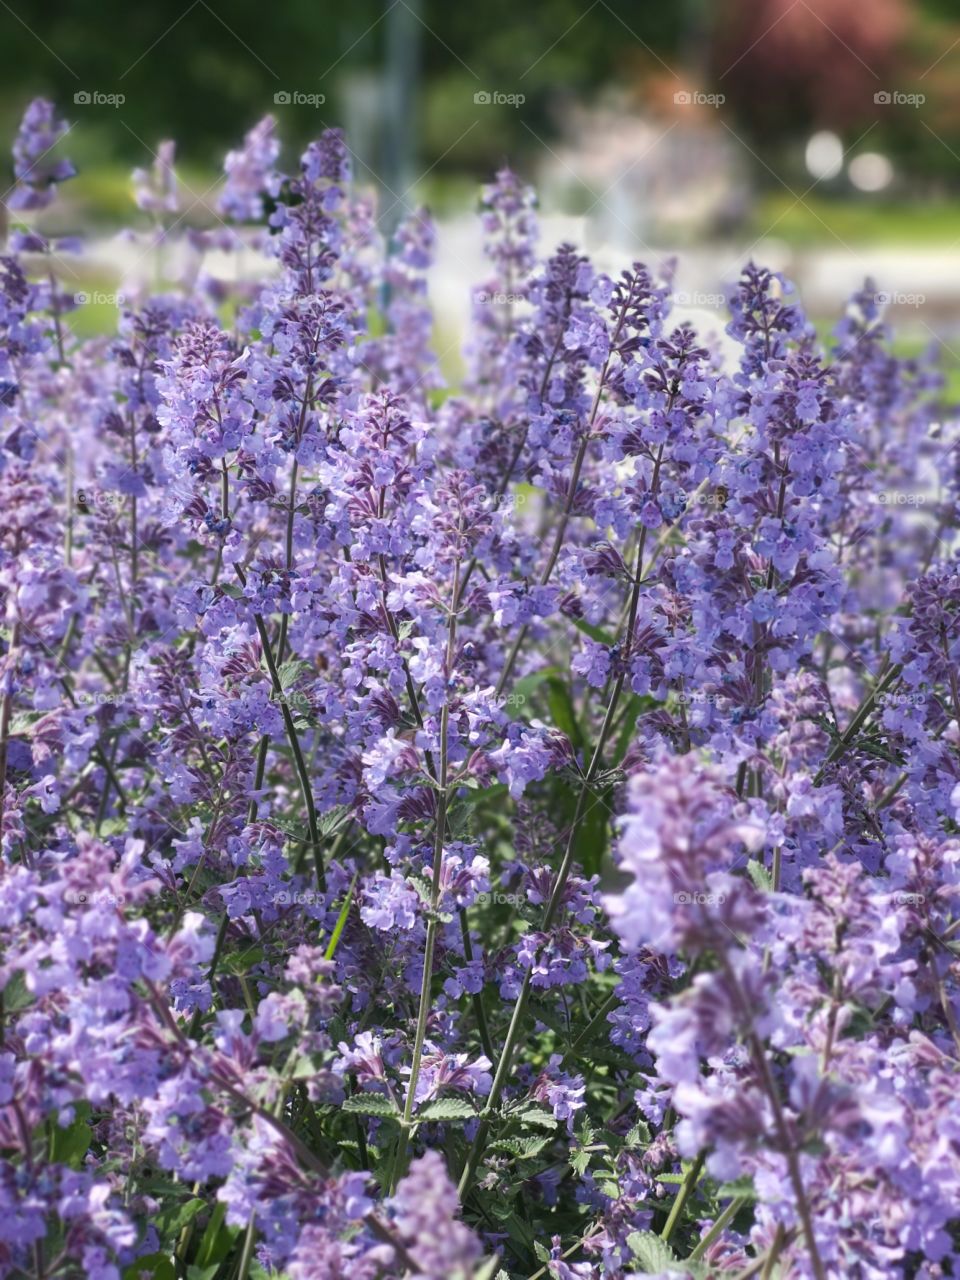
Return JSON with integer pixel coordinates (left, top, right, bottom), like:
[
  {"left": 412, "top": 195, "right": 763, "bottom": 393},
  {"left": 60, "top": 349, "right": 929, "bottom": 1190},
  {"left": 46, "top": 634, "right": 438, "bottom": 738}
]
[{"left": 750, "top": 192, "right": 960, "bottom": 248}]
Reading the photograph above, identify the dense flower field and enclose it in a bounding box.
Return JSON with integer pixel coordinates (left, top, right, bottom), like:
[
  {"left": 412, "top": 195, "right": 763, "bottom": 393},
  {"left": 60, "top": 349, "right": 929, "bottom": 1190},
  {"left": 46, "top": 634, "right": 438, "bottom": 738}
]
[{"left": 1, "top": 98, "right": 959, "bottom": 1280}]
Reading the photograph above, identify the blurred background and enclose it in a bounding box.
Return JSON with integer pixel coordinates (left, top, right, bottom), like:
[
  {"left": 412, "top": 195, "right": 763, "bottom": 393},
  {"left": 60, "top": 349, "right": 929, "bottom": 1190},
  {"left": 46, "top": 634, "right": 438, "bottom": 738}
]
[{"left": 3, "top": 0, "right": 959, "bottom": 376}]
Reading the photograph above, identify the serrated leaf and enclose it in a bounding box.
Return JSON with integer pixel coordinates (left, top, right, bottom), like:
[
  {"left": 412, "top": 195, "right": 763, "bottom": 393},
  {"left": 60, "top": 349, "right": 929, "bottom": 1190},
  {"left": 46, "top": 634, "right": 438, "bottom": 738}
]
[
  {"left": 490, "top": 1133, "right": 552, "bottom": 1159},
  {"left": 716, "top": 1176, "right": 757, "bottom": 1201},
  {"left": 626, "top": 1230, "right": 679, "bottom": 1273},
  {"left": 416, "top": 1097, "right": 477, "bottom": 1123},
  {"left": 625, "top": 1119, "right": 651, "bottom": 1147},
  {"left": 746, "top": 860, "right": 773, "bottom": 892},
  {"left": 533, "top": 1240, "right": 551, "bottom": 1263},
  {"left": 342, "top": 1094, "right": 400, "bottom": 1118},
  {"left": 517, "top": 1107, "right": 557, "bottom": 1130},
  {"left": 277, "top": 659, "right": 312, "bottom": 690},
  {"left": 318, "top": 804, "right": 351, "bottom": 837}
]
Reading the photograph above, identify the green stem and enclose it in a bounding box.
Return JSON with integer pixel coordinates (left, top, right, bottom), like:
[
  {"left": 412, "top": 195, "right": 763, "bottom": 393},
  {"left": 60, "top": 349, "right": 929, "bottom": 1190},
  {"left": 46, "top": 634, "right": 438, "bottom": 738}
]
[
  {"left": 660, "top": 1150, "right": 706, "bottom": 1244},
  {"left": 237, "top": 566, "right": 325, "bottom": 891},
  {"left": 235, "top": 1217, "right": 257, "bottom": 1280},
  {"left": 814, "top": 660, "right": 901, "bottom": 783},
  {"left": 688, "top": 1196, "right": 750, "bottom": 1262},
  {"left": 392, "top": 549, "right": 462, "bottom": 1187},
  {"left": 460, "top": 444, "right": 665, "bottom": 1198}
]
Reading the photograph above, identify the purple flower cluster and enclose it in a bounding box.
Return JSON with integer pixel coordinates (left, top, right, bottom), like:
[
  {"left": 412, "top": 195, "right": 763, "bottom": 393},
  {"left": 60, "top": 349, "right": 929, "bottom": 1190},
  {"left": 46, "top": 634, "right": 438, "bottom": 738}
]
[{"left": 0, "top": 96, "right": 958, "bottom": 1279}]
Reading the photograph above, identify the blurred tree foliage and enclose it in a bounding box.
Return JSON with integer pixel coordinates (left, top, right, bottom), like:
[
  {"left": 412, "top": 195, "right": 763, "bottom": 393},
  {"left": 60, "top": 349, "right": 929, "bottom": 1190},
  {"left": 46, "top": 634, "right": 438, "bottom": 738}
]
[
  {"left": 0, "top": 0, "right": 684, "bottom": 167},
  {"left": 1, "top": 0, "right": 957, "bottom": 187}
]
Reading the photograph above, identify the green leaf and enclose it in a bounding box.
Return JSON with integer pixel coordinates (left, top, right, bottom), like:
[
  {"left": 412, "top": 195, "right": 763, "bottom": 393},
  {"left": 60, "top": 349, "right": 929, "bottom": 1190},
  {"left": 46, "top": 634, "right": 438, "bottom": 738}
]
[
  {"left": 1, "top": 969, "right": 32, "bottom": 1015},
  {"left": 571, "top": 616, "right": 617, "bottom": 646},
  {"left": 457, "top": 782, "right": 508, "bottom": 806},
  {"left": 624, "top": 1119, "right": 651, "bottom": 1148},
  {"left": 508, "top": 667, "right": 565, "bottom": 704},
  {"left": 223, "top": 945, "right": 264, "bottom": 974},
  {"left": 123, "top": 1255, "right": 176, "bottom": 1280},
  {"left": 545, "top": 677, "right": 582, "bottom": 749},
  {"left": 489, "top": 1133, "right": 553, "bottom": 1159},
  {"left": 746, "top": 860, "right": 773, "bottom": 892},
  {"left": 154, "top": 1197, "right": 206, "bottom": 1240},
  {"left": 472, "top": 1262, "right": 505, "bottom": 1280},
  {"left": 611, "top": 693, "right": 657, "bottom": 764},
  {"left": 318, "top": 804, "right": 351, "bottom": 837},
  {"left": 576, "top": 779, "right": 613, "bottom": 876},
  {"left": 416, "top": 1097, "right": 478, "bottom": 1123},
  {"left": 98, "top": 817, "right": 129, "bottom": 836},
  {"left": 626, "top": 1230, "right": 679, "bottom": 1273},
  {"left": 277, "top": 659, "right": 312, "bottom": 690},
  {"left": 186, "top": 1268, "right": 221, "bottom": 1280},
  {"left": 533, "top": 1240, "right": 551, "bottom": 1263},
  {"left": 194, "top": 1203, "right": 237, "bottom": 1268},
  {"left": 323, "top": 869, "right": 358, "bottom": 961},
  {"left": 342, "top": 1094, "right": 400, "bottom": 1118},
  {"left": 287, "top": 1054, "right": 320, "bottom": 1080},
  {"left": 49, "top": 1110, "right": 92, "bottom": 1168},
  {"left": 716, "top": 1176, "right": 757, "bottom": 1201},
  {"left": 517, "top": 1107, "right": 558, "bottom": 1130}
]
